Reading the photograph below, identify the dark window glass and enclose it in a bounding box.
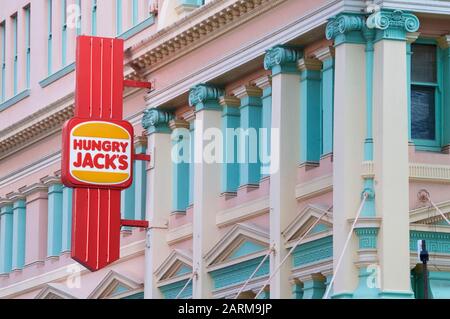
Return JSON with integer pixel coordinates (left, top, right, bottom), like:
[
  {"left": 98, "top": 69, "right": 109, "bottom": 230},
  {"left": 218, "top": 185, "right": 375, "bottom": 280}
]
[
  {"left": 411, "top": 85, "right": 435, "bottom": 140},
  {"left": 412, "top": 44, "right": 437, "bottom": 83}
]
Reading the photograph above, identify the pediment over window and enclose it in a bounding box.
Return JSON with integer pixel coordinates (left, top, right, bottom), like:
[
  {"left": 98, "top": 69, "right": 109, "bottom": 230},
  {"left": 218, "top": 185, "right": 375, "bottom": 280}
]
[
  {"left": 410, "top": 200, "right": 450, "bottom": 228},
  {"left": 35, "top": 283, "right": 80, "bottom": 299},
  {"left": 204, "top": 223, "right": 270, "bottom": 268},
  {"left": 154, "top": 249, "right": 193, "bottom": 283},
  {"left": 283, "top": 204, "right": 333, "bottom": 244},
  {"left": 88, "top": 270, "right": 143, "bottom": 299}
]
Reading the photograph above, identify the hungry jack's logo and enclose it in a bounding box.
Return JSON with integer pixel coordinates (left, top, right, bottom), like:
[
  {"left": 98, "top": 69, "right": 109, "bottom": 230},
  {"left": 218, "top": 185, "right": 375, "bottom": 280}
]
[{"left": 62, "top": 118, "right": 134, "bottom": 189}]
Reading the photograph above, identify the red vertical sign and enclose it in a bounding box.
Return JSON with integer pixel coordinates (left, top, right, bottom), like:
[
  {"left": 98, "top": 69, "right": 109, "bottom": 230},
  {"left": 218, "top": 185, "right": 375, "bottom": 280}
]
[{"left": 62, "top": 36, "right": 150, "bottom": 272}]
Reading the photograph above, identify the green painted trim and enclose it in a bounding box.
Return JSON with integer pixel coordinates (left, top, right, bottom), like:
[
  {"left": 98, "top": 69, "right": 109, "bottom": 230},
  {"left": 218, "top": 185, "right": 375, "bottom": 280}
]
[
  {"left": 355, "top": 227, "right": 378, "bottom": 249},
  {"left": 260, "top": 86, "right": 272, "bottom": 178},
  {"left": 117, "top": 16, "right": 155, "bottom": 40},
  {"left": 12, "top": 200, "right": 26, "bottom": 270},
  {"left": 0, "top": 21, "right": 5, "bottom": 102},
  {"left": 0, "top": 89, "right": 30, "bottom": 112},
  {"left": 378, "top": 290, "right": 414, "bottom": 299},
  {"left": 47, "top": 0, "right": 53, "bottom": 75},
  {"left": 142, "top": 109, "right": 174, "bottom": 134},
  {"left": 292, "top": 236, "right": 333, "bottom": 268},
  {"left": 116, "top": 0, "right": 123, "bottom": 36},
  {"left": 0, "top": 205, "right": 13, "bottom": 274},
  {"left": 47, "top": 184, "right": 63, "bottom": 257},
  {"left": 91, "top": 0, "right": 97, "bottom": 35},
  {"left": 25, "top": 5, "right": 31, "bottom": 88},
  {"left": 325, "top": 13, "right": 365, "bottom": 46},
  {"left": 172, "top": 131, "right": 190, "bottom": 213},
  {"left": 353, "top": 267, "right": 380, "bottom": 299},
  {"left": 367, "top": 9, "right": 419, "bottom": 43},
  {"left": 321, "top": 57, "right": 334, "bottom": 156},
  {"left": 39, "top": 62, "right": 75, "bottom": 88},
  {"left": 410, "top": 231, "right": 450, "bottom": 254},
  {"left": 221, "top": 105, "right": 240, "bottom": 193},
  {"left": 61, "top": 0, "right": 67, "bottom": 67},
  {"left": 302, "top": 277, "right": 326, "bottom": 299},
  {"left": 12, "top": 14, "right": 18, "bottom": 96},
  {"left": 61, "top": 187, "right": 73, "bottom": 252},
  {"left": 331, "top": 292, "right": 353, "bottom": 299},
  {"left": 189, "top": 123, "right": 195, "bottom": 206},
  {"left": 160, "top": 279, "right": 193, "bottom": 299},
  {"left": 264, "top": 45, "right": 303, "bottom": 75},
  {"left": 209, "top": 256, "right": 269, "bottom": 290}
]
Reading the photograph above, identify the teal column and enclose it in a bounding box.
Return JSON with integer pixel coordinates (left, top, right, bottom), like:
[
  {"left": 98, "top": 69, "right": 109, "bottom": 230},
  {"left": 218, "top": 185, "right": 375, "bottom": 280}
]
[
  {"left": 134, "top": 141, "right": 147, "bottom": 220},
  {"left": 0, "top": 203, "right": 13, "bottom": 274},
  {"left": 171, "top": 121, "right": 190, "bottom": 213},
  {"left": 61, "top": 186, "right": 73, "bottom": 252},
  {"left": 234, "top": 86, "right": 262, "bottom": 187},
  {"left": 353, "top": 228, "right": 380, "bottom": 298},
  {"left": 299, "top": 59, "right": 322, "bottom": 164},
  {"left": 188, "top": 120, "right": 195, "bottom": 206},
  {"left": 302, "top": 274, "right": 326, "bottom": 299},
  {"left": 12, "top": 199, "right": 26, "bottom": 270},
  {"left": 292, "top": 281, "right": 303, "bottom": 299},
  {"left": 47, "top": 183, "right": 63, "bottom": 257},
  {"left": 255, "top": 77, "right": 272, "bottom": 178},
  {"left": 361, "top": 27, "right": 376, "bottom": 218},
  {"left": 121, "top": 171, "right": 136, "bottom": 223},
  {"left": 316, "top": 49, "right": 335, "bottom": 157},
  {"left": 220, "top": 97, "right": 241, "bottom": 194}
]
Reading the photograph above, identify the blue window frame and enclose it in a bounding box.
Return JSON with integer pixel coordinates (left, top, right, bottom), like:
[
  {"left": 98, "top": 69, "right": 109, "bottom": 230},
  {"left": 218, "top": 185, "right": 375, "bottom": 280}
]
[
  {"left": 47, "top": 0, "right": 53, "bottom": 75},
  {"left": 12, "top": 13, "right": 18, "bottom": 96},
  {"left": 410, "top": 40, "right": 442, "bottom": 151},
  {"left": 0, "top": 21, "right": 5, "bottom": 102},
  {"left": 92, "top": 0, "right": 97, "bottom": 35},
  {"left": 62, "top": 0, "right": 67, "bottom": 67},
  {"left": 24, "top": 5, "right": 31, "bottom": 88},
  {"left": 132, "top": 0, "right": 139, "bottom": 26},
  {"left": 116, "top": 0, "right": 123, "bottom": 35}
]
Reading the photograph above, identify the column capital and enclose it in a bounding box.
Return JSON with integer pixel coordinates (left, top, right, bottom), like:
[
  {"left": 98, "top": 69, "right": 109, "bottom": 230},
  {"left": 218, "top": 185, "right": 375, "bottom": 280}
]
[
  {"left": 406, "top": 32, "right": 421, "bottom": 45},
  {"left": 253, "top": 75, "right": 272, "bottom": 91},
  {"left": 134, "top": 135, "right": 148, "bottom": 149},
  {"left": 182, "top": 109, "right": 196, "bottom": 123},
  {"left": 325, "top": 13, "right": 365, "bottom": 46},
  {"left": 6, "top": 192, "right": 26, "bottom": 203},
  {"left": 142, "top": 108, "right": 174, "bottom": 134},
  {"left": 40, "top": 175, "right": 62, "bottom": 187},
  {"left": 189, "top": 84, "right": 224, "bottom": 111},
  {"left": 437, "top": 34, "right": 450, "bottom": 49},
  {"left": 0, "top": 198, "right": 13, "bottom": 212},
  {"left": 19, "top": 183, "right": 48, "bottom": 198},
  {"left": 297, "top": 58, "right": 323, "bottom": 72},
  {"left": 366, "top": 9, "right": 420, "bottom": 42},
  {"left": 263, "top": 45, "right": 303, "bottom": 75},
  {"left": 232, "top": 85, "right": 262, "bottom": 100}
]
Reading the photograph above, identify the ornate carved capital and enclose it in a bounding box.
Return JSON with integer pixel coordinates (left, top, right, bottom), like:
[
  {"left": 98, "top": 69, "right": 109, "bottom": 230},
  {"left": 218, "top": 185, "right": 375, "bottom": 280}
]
[
  {"left": 188, "top": 84, "right": 224, "bottom": 111},
  {"left": 142, "top": 108, "right": 174, "bottom": 134},
  {"left": 366, "top": 9, "right": 419, "bottom": 41},
  {"left": 263, "top": 45, "right": 302, "bottom": 75},
  {"left": 325, "top": 13, "right": 365, "bottom": 46}
]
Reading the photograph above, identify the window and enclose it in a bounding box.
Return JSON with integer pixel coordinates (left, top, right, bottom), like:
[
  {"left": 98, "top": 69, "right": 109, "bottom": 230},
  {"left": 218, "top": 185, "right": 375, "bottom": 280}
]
[
  {"left": 410, "top": 42, "right": 442, "bottom": 150},
  {"left": 0, "top": 21, "right": 5, "bottom": 102}
]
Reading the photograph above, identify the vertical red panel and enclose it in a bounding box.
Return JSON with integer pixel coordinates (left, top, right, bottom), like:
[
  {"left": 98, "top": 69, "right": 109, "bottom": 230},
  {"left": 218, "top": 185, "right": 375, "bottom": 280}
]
[{"left": 71, "top": 36, "right": 125, "bottom": 271}]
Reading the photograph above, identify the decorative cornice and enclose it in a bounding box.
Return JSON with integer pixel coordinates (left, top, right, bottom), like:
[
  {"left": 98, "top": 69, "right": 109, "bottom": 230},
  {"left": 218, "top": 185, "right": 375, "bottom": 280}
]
[
  {"left": 142, "top": 109, "right": 174, "bottom": 134},
  {"left": 126, "top": 0, "right": 290, "bottom": 78},
  {"left": 366, "top": 9, "right": 420, "bottom": 42},
  {"left": 6, "top": 192, "right": 26, "bottom": 202},
  {"left": 40, "top": 175, "right": 62, "bottom": 186},
  {"left": 253, "top": 76, "right": 272, "bottom": 91},
  {"left": 263, "top": 45, "right": 303, "bottom": 75},
  {"left": 218, "top": 96, "right": 240, "bottom": 108},
  {"left": 19, "top": 183, "right": 48, "bottom": 197},
  {"left": 188, "top": 84, "right": 224, "bottom": 111},
  {"left": 325, "top": 13, "right": 365, "bottom": 45},
  {"left": 0, "top": 198, "right": 13, "bottom": 211}
]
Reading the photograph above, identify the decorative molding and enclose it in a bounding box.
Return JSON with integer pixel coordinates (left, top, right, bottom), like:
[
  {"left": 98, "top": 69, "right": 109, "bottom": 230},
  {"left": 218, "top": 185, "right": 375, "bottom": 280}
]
[
  {"left": 409, "top": 163, "right": 450, "bottom": 183},
  {"left": 232, "top": 85, "right": 262, "bottom": 100},
  {"left": 362, "top": 161, "right": 374, "bottom": 178},
  {"left": 0, "top": 90, "right": 31, "bottom": 112},
  {"left": 87, "top": 270, "right": 143, "bottom": 299},
  {"left": 154, "top": 249, "right": 193, "bottom": 283},
  {"left": 283, "top": 204, "right": 333, "bottom": 243},
  {"left": 292, "top": 236, "right": 333, "bottom": 268},
  {"left": 295, "top": 174, "right": 333, "bottom": 200},
  {"left": 166, "top": 223, "right": 193, "bottom": 245},
  {"left": 264, "top": 45, "right": 303, "bottom": 75},
  {"left": 253, "top": 75, "right": 272, "bottom": 91},
  {"left": 216, "top": 196, "right": 269, "bottom": 227},
  {"left": 169, "top": 119, "right": 190, "bottom": 130},
  {"left": 204, "top": 223, "right": 269, "bottom": 268},
  {"left": 313, "top": 46, "right": 335, "bottom": 61},
  {"left": 35, "top": 283, "right": 80, "bottom": 299},
  {"left": 406, "top": 32, "right": 421, "bottom": 45},
  {"left": 142, "top": 108, "right": 174, "bottom": 134},
  {"left": 366, "top": 9, "right": 420, "bottom": 41},
  {"left": 325, "top": 13, "right": 365, "bottom": 45},
  {"left": 219, "top": 96, "right": 241, "bottom": 108}
]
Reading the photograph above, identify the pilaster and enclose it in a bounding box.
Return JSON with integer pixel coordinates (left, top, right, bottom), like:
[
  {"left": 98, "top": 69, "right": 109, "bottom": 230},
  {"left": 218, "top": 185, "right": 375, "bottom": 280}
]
[{"left": 264, "top": 45, "right": 302, "bottom": 299}]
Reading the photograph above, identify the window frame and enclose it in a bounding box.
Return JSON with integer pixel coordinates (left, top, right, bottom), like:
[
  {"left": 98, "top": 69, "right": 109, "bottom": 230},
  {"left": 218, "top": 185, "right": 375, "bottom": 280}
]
[{"left": 410, "top": 38, "right": 443, "bottom": 151}]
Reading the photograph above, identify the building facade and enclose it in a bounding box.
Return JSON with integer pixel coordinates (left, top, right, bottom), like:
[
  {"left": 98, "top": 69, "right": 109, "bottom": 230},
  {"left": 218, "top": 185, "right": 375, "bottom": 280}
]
[{"left": 0, "top": 0, "right": 450, "bottom": 299}]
